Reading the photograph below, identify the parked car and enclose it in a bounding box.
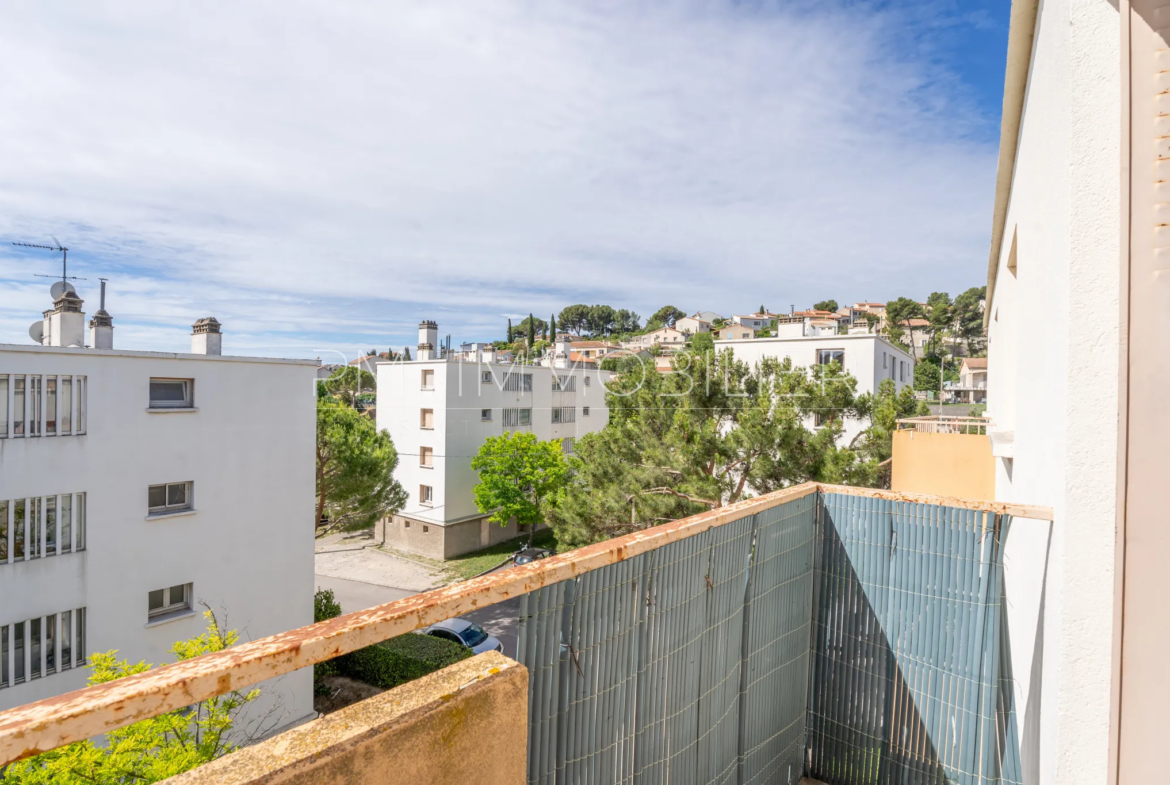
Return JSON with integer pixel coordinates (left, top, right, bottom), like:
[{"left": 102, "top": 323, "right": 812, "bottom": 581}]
[
  {"left": 420, "top": 618, "right": 502, "bottom": 654},
  {"left": 513, "top": 547, "right": 553, "bottom": 566}
]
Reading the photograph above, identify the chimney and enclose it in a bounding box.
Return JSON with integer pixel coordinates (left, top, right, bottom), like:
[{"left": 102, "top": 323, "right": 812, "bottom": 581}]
[
  {"left": 43, "top": 289, "right": 86, "bottom": 348},
  {"left": 555, "top": 333, "right": 571, "bottom": 358},
  {"left": 88, "top": 279, "right": 114, "bottom": 349},
  {"left": 191, "top": 317, "right": 222, "bottom": 355},
  {"left": 481, "top": 345, "right": 496, "bottom": 363},
  {"left": 417, "top": 320, "right": 438, "bottom": 361}
]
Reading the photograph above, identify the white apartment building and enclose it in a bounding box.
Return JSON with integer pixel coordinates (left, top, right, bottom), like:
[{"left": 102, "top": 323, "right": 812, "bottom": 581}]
[
  {"left": 375, "top": 322, "right": 612, "bottom": 560},
  {"left": 715, "top": 333, "right": 914, "bottom": 445},
  {"left": 0, "top": 284, "right": 316, "bottom": 731},
  {"left": 981, "top": 2, "right": 1166, "bottom": 781}
]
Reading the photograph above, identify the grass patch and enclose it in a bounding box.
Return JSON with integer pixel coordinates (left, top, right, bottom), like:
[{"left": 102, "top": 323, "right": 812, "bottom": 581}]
[{"left": 443, "top": 528, "right": 558, "bottom": 582}]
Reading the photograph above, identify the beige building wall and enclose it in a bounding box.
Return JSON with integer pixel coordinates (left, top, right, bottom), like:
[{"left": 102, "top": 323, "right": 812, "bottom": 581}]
[{"left": 890, "top": 431, "right": 996, "bottom": 501}]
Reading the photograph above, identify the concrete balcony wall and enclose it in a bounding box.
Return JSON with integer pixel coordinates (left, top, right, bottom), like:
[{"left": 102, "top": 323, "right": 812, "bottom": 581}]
[
  {"left": 164, "top": 651, "right": 527, "bottom": 785},
  {"left": 892, "top": 430, "right": 996, "bottom": 501}
]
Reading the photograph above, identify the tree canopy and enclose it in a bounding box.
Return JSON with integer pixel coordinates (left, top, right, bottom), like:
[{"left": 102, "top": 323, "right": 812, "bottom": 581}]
[
  {"left": 814, "top": 300, "right": 839, "bottom": 313},
  {"left": 884, "top": 297, "right": 925, "bottom": 359},
  {"left": 321, "top": 365, "right": 376, "bottom": 408},
  {"left": 648, "top": 305, "right": 685, "bottom": 329},
  {"left": 952, "top": 286, "right": 987, "bottom": 355},
  {"left": 315, "top": 388, "right": 407, "bottom": 536},
  {"left": 5, "top": 610, "right": 265, "bottom": 784},
  {"left": 471, "top": 431, "right": 569, "bottom": 529}
]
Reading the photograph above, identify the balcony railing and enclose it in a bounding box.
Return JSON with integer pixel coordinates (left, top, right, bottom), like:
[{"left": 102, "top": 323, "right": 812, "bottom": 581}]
[
  {"left": 898, "top": 415, "right": 991, "bottom": 435},
  {"left": 0, "top": 484, "right": 1052, "bottom": 785}
]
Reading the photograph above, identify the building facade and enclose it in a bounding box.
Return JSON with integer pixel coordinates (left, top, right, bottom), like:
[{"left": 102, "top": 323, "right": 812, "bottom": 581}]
[
  {"left": 375, "top": 322, "right": 612, "bottom": 560},
  {"left": 716, "top": 333, "right": 915, "bottom": 445},
  {"left": 0, "top": 288, "right": 317, "bottom": 730}
]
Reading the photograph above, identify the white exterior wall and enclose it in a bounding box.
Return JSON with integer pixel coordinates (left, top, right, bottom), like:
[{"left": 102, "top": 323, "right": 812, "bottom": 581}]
[
  {"left": 715, "top": 334, "right": 914, "bottom": 445},
  {"left": 986, "top": 2, "right": 1120, "bottom": 784},
  {"left": 0, "top": 344, "right": 317, "bottom": 729},
  {"left": 376, "top": 360, "right": 612, "bottom": 528}
]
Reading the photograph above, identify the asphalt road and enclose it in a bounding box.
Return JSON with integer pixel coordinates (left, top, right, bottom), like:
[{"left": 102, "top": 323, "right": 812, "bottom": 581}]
[{"left": 316, "top": 569, "right": 523, "bottom": 659}]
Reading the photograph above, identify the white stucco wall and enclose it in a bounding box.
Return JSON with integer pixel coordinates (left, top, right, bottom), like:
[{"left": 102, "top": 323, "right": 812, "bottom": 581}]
[
  {"left": 376, "top": 360, "right": 611, "bottom": 529},
  {"left": 716, "top": 334, "right": 915, "bottom": 445},
  {"left": 0, "top": 345, "right": 317, "bottom": 732},
  {"left": 986, "top": 1, "right": 1120, "bottom": 783}
]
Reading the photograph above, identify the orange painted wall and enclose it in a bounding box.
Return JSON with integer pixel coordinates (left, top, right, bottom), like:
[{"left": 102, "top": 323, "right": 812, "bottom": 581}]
[{"left": 891, "top": 431, "right": 996, "bottom": 501}]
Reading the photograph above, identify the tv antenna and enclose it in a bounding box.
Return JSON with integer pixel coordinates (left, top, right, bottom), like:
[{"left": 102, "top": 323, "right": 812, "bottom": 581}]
[{"left": 13, "top": 236, "right": 87, "bottom": 298}]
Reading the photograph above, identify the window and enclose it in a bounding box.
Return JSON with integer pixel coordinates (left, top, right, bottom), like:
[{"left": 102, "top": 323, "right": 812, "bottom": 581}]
[
  {"left": 481, "top": 408, "right": 492, "bottom": 421},
  {"left": 148, "top": 482, "right": 192, "bottom": 515},
  {"left": 817, "top": 349, "right": 845, "bottom": 368},
  {"left": 814, "top": 411, "right": 836, "bottom": 427},
  {"left": 1, "top": 608, "right": 87, "bottom": 687},
  {"left": 1, "top": 375, "right": 85, "bottom": 438},
  {"left": 404, "top": 520, "right": 410, "bottom": 528},
  {"left": 421, "top": 369, "right": 435, "bottom": 389},
  {"left": 551, "top": 407, "right": 576, "bottom": 424},
  {"left": 553, "top": 376, "right": 576, "bottom": 392},
  {"left": 149, "top": 378, "right": 193, "bottom": 409},
  {"left": 148, "top": 584, "right": 191, "bottom": 620},
  {"left": 502, "top": 408, "right": 532, "bottom": 427},
  {"left": 422, "top": 525, "right": 429, "bottom": 533},
  {"left": 562, "top": 437, "right": 575, "bottom": 454},
  {"left": 503, "top": 373, "right": 532, "bottom": 392},
  {"left": 883, "top": 353, "right": 888, "bottom": 369},
  {"left": 583, "top": 406, "right": 590, "bottom": 417},
  {"left": 584, "top": 376, "right": 591, "bottom": 387},
  {"left": 420, "top": 447, "right": 433, "bottom": 467},
  {"left": 900, "top": 361, "right": 906, "bottom": 382},
  {"left": 419, "top": 485, "right": 433, "bottom": 506},
  {"left": 481, "top": 371, "right": 493, "bottom": 384},
  {"left": 420, "top": 408, "right": 434, "bottom": 429}
]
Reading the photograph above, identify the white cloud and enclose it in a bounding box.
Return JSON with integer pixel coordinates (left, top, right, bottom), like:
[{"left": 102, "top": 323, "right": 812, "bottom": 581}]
[{"left": 0, "top": 0, "right": 996, "bottom": 357}]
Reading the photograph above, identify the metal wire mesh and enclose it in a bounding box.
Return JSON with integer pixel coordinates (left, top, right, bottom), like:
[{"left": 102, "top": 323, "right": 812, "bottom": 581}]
[{"left": 517, "top": 490, "right": 1020, "bottom": 785}]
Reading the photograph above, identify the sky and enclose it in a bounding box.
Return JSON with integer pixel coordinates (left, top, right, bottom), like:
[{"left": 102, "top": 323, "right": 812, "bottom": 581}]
[{"left": 0, "top": 0, "right": 1010, "bottom": 361}]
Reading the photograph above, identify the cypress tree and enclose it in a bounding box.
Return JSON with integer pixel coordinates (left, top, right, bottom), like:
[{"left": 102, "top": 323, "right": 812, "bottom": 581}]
[
  {"left": 550, "top": 313, "right": 556, "bottom": 343},
  {"left": 507, "top": 318, "right": 513, "bottom": 343},
  {"left": 404, "top": 346, "right": 412, "bottom": 361},
  {"left": 527, "top": 312, "right": 535, "bottom": 351}
]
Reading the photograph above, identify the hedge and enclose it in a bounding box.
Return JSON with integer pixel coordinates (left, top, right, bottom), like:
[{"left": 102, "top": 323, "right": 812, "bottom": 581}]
[{"left": 313, "top": 588, "right": 471, "bottom": 694}]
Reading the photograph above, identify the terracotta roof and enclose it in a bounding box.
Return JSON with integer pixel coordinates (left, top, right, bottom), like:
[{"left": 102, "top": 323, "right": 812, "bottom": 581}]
[
  {"left": 963, "top": 358, "right": 988, "bottom": 369},
  {"left": 570, "top": 340, "right": 617, "bottom": 349},
  {"left": 907, "top": 318, "right": 931, "bottom": 327},
  {"left": 568, "top": 352, "right": 599, "bottom": 365}
]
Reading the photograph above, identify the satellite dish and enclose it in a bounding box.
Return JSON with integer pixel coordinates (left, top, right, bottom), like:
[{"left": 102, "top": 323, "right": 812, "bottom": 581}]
[
  {"left": 29, "top": 321, "right": 44, "bottom": 343},
  {"left": 50, "top": 280, "right": 66, "bottom": 299},
  {"left": 64, "top": 281, "right": 76, "bottom": 294}
]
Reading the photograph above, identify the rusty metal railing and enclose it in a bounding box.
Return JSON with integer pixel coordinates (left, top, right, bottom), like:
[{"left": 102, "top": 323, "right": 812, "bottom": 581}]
[{"left": 0, "top": 484, "right": 1051, "bottom": 768}]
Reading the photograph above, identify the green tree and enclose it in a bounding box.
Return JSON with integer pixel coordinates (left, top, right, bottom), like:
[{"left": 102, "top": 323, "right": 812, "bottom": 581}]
[
  {"left": 914, "top": 359, "right": 941, "bottom": 392},
  {"left": 814, "top": 299, "right": 839, "bottom": 313},
  {"left": 403, "top": 347, "right": 412, "bottom": 361},
  {"left": 545, "top": 347, "right": 865, "bottom": 548},
  {"left": 5, "top": 611, "right": 264, "bottom": 784},
  {"left": 507, "top": 318, "right": 513, "bottom": 343},
  {"left": 952, "top": 286, "right": 987, "bottom": 355},
  {"left": 759, "top": 304, "right": 766, "bottom": 314},
  {"left": 884, "top": 297, "right": 925, "bottom": 360},
  {"left": 471, "top": 432, "right": 568, "bottom": 534},
  {"left": 924, "top": 292, "right": 953, "bottom": 357},
  {"left": 648, "top": 305, "right": 685, "bottom": 329},
  {"left": 849, "top": 379, "right": 929, "bottom": 485},
  {"left": 587, "top": 305, "right": 617, "bottom": 336},
  {"left": 316, "top": 389, "right": 407, "bottom": 536},
  {"left": 558, "top": 304, "right": 590, "bottom": 335},
  {"left": 322, "top": 365, "right": 376, "bottom": 408},
  {"left": 615, "top": 309, "right": 641, "bottom": 333},
  {"left": 549, "top": 313, "right": 556, "bottom": 342},
  {"left": 526, "top": 312, "right": 535, "bottom": 351}
]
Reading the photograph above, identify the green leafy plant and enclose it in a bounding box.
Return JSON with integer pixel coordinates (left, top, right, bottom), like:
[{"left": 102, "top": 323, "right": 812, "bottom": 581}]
[
  {"left": 471, "top": 431, "right": 568, "bottom": 532},
  {"left": 5, "top": 610, "right": 265, "bottom": 785},
  {"left": 339, "top": 635, "right": 472, "bottom": 690},
  {"left": 321, "top": 365, "right": 377, "bottom": 408}
]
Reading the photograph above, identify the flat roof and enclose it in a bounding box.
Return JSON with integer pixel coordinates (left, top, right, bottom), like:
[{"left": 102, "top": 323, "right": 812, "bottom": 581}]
[
  {"left": 0, "top": 343, "right": 318, "bottom": 366},
  {"left": 714, "top": 333, "right": 914, "bottom": 356}
]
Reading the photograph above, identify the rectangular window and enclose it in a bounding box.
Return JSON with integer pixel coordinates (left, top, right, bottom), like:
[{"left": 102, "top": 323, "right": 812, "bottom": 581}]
[
  {"left": 13, "top": 378, "right": 25, "bottom": 436},
  {"left": 77, "top": 378, "right": 86, "bottom": 433},
  {"left": 149, "top": 378, "right": 193, "bottom": 409},
  {"left": 481, "top": 371, "right": 492, "bottom": 384},
  {"left": 481, "top": 408, "right": 492, "bottom": 421},
  {"left": 13, "top": 500, "right": 24, "bottom": 560},
  {"left": 584, "top": 377, "right": 591, "bottom": 387},
  {"left": 420, "top": 408, "right": 434, "bottom": 429},
  {"left": 75, "top": 608, "right": 85, "bottom": 667},
  {"left": 420, "top": 447, "right": 433, "bottom": 467},
  {"left": 45, "top": 496, "right": 56, "bottom": 556},
  {"left": 45, "top": 614, "right": 56, "bottom": 673},
  {"left": 421, "top": 369, "right": 435, "bottom": 389},
  {"left": 882, "top": 353, "right": 888, "bottom": 369},
  {"left": 60, "top": 379, "right": 71, "bottom": 433},
  {"left": 60, "top": 495, "right": 71, "bottom": 554},
  {"left": 583, "top": 406, "right": 590, "bottom": 417},
  {"left": 14, "top": 622, "right": 24, "bottom": 683},
  {"left": 551, "top": 407, "right": 576, "bottom": 424},
  {"left": 420, "top": 485, "right": 433, "bottom": 506},
  {"left": 0, "top": 500, "right": 6, "bottom": 563},
  {"left": 814, "top": 411, "right": 835, "bottom": 427},
  {"left": 30, "top": 618, "right": 40, "bottom": 679},
  {"left": 148, "top": 584, "right": 192, "bottom": 620},
  {"left": 75, "top": 494, "right": 85, "bottom": 551},
  {"left": 817, "top": 349, "right": 845, "bottom": 368},
  {"left": 60, "top": 610, "right": 71, "bottom": 670},
  {"left": 552, "top": 376, "right": 576, "bottom": 392},
  {"left": 29, "top": 377, "right": 40, "bottom": 436},
  {"left": 502, "top": 408, "right": 532, "bottom": 427},
  {"left": 0, "top": 625, "right": 6, "bottom": 687},
  {"left": 422, "top": 525, "right": 429, "bottom": 533},
  {"left": 46, "top": 378, "right": 57, "bottom": 435},
  {"left": 148, "top": 482, "right": 192, "bottom": 514},
  {"left": 0, "top": 375, "right": 7, "bottom": 437},
  {"left": 28, "top": 498, "right": 40, "bottom": 559},
  {"left": 562, "top": 437, "right": 574, "bottom": 454},
  {"left": 503, "top": 373, "right": 532, "bottom": 392}
]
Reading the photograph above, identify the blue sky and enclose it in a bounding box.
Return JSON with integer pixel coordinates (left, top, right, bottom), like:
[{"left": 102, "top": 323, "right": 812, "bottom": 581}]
[{"left": 0, "top": 0, "right": 1010, "bottom": 361}]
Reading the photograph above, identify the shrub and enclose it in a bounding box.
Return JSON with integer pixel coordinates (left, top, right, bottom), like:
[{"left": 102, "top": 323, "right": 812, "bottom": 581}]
[
  {"left": 339, "top": 634, "right": 471, "bottom": 690},
  {"left": 312, "top": 588, "right": 472, "bottom": 694}
]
